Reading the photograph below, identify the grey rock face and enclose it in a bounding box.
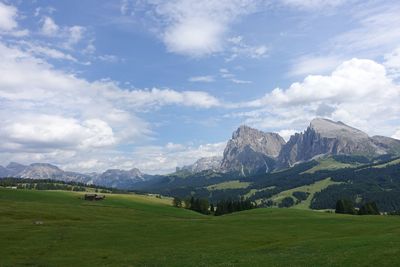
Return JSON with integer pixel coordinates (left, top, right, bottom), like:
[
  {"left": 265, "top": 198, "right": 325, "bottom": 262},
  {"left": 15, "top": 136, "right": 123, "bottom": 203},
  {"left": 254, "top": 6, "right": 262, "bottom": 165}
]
[
  {"left": 16, "top": 163, "right": 91, "bottom": 183},
  {"left": 278, "top": 118, "right": 397, "bottom": 167},
  {"left": 90, "top": 168, "right": 150, "bottom": 188},
  {"left": 220, "top": 125, "right": 286, "bottom": 176},
  {"left": 180, "top": 156, "right": 223, "bottom": 174},
  {"left": 6, "top": 162, "right": 27, "bottom": 176},
  {"left": 371, "top": 135, "right": 400, "bottom": 155}
]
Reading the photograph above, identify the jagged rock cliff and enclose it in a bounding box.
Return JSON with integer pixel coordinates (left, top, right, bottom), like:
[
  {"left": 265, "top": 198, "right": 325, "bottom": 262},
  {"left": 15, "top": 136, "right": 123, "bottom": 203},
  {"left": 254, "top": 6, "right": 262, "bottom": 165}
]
[
  {"left": 278, "top": 118, "right": 400, "bottom": 167},
  {"left": 220, "top": 125, "right": 286, "bottom": 176}
]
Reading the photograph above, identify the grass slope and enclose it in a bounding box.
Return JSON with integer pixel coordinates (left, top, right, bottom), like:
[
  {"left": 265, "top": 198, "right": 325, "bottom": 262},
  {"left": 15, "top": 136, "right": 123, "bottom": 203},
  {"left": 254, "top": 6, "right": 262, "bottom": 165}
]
[
  {"left": 269, "top": 177, "right": 341, "bottom": 209},
  {"left": 2, "top": 188, "right": 400, "bottom": 266},
  {"left": 303, "top": 157, "right": 358, "bottom": 174},
  {"left": 207, "top": 180, "right": 251, "bottom": 191},
  {"left": 372, "top": 158, "right": 400, "bottom": 168}
]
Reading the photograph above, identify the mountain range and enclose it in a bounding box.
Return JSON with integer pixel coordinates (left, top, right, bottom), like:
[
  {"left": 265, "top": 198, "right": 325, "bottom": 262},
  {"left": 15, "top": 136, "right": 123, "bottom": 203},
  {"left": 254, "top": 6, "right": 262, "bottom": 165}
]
[
  {"left": 179, "top": 118, "right": 400, "bottom": 176},
  {"left": 0, "top": 162, "right": 152, "bottom": 188},
  {"left": 1, "top": 118, "right": 400, "bottom": 189}
]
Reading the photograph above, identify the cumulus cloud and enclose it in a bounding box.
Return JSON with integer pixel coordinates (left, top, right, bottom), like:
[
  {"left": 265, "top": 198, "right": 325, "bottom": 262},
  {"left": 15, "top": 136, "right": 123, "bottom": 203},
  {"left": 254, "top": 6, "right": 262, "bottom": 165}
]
[
  {"left": 0, "top": 2, "right": 17, "bottom": 31},
  {"left": 19, "top": 141, "right": 227, "bottom": 174},
  {"left": 123, "top": 141, "right": 227, "bottom": 174},
  {"left": 233, "top": 58, "right": 400, "bottom": 137},
  {"left": 0, "top": 40, "right": 225, "bottom": 171},
  {"left": 132, "top": 0, "right": 263, "bottom": 57},
  {"left": 0, "top": 2, "right": 28, "bottom": 36},
  {"left": 0, "top": 115, "right": 115, "bottom": 152}
]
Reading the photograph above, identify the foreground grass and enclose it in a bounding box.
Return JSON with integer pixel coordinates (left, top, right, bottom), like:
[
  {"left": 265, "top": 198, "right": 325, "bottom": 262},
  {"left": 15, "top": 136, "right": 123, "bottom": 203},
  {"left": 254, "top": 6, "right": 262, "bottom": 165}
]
[{"left": 1, "top": 189, "right": 400, "bottom": 266}]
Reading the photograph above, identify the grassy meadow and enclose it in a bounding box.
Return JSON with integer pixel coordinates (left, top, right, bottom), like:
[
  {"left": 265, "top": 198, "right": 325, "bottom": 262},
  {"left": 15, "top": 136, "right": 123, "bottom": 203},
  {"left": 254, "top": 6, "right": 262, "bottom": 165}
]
[{"left": 1, "top": 188, "right": 400, "bottom": 266}]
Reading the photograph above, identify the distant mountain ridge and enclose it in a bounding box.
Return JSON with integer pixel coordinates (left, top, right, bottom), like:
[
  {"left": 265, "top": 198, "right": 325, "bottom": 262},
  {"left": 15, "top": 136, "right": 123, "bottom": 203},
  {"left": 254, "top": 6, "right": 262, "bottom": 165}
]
[
  {"left": 177, "top": 118, "right": 400, "bottom": 176},
  {"left": 0, "top": 162, "right": 154, "bottom": 189},
  {"left": 178, "top": 156, "right": 223, "bottom": 174},
  {"left": 2, "top": 118, "right": 400, "bottom": 188}
]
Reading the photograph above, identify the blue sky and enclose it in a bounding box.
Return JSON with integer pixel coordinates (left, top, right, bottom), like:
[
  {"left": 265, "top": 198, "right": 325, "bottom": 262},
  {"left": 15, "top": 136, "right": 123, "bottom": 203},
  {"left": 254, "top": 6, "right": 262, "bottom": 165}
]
[{"left": 0, "top": 0, "right": 400, "bottom": 173}]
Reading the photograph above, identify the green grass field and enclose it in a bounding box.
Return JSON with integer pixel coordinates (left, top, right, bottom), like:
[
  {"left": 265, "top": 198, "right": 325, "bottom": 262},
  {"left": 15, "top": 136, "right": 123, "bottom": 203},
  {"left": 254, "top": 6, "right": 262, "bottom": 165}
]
[
  {"left": 207, "top": 180, "right": 251, "bottom": 191},
  {"left": 269, "top": 177, "right": 341, "bottom": 209},
  {"left": 303, "top": 157, "right": 358, "bottom": 174},
  {"left": 1, "top": 188, "right": 400, "bottom": 266}
]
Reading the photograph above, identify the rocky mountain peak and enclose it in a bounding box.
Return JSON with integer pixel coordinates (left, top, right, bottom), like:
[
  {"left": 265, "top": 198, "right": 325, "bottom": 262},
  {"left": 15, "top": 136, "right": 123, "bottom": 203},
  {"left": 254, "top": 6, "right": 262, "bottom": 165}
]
[
  {"left": 180, "top": 156, "right": 223, "bottom": 174},
  {"left": 29, "top": 163, "right": 62, "bottom": 170},
  {"left": 229, "top": 125, "right": 286, "bottom": 158},
  {"left": 309, "top": 118, "right": 369, "bottom": 139},
  {"left": 278, "top": 118, "right": 399, "bottom": 168},
  {"left": 220, "top": 125, "right": 286, "bottom": 175}
]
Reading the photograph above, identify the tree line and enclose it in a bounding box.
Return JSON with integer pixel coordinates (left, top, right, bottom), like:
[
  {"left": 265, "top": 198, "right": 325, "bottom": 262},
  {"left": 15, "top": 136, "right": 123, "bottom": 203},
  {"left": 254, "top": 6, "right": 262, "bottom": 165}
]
[
  {"left": 173, "top": 196, "right": 256, "bottom": 216},
  {"left": 335, "top": 199, "right": 380, "bottom": 215}
]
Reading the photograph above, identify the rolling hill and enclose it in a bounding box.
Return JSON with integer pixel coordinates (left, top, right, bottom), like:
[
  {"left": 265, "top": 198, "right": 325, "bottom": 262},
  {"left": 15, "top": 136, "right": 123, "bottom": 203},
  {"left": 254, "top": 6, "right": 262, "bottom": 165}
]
[{"left": 1, "top": 188, "right": 400, "bottom": 266}]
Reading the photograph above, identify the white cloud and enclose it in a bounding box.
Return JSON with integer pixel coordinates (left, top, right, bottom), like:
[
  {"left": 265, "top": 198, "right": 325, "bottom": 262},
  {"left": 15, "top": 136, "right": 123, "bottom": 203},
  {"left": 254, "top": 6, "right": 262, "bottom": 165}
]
[
  {"left": 19, "top": 41, "right": 78, "bottom": 62},
  {"left": 233, "top": 58, "right": 400, "bottom": 137},
  {"left": 219, "top": 68, "right": 252, "bottom": 84},
  {"left": 0, "top": 40, "right": 225, "bottom": 171},
  {"left": 231, "top": 78, "right": 252, "bottom": 84},
  {"left": 188, "top": 75, "right": 215, "bottom": 83},
  {"left": 41, "top": 16, "right": 59, "bottom": 36},
  {"left": 136, "top": 0, "right": 262, "bottom": 57},
  {"left": 0, "top": 2, "right": 17, "bottom": 31},
  {"left": 125, "top": 141, "right": 227, "bottom": 174},
  {"left": 0, "top": 2, "right": 28, "bottom": 36},
  {"left": 97, "top": 54, "right": 120, "bottom": 63},
  {"left": 0, "top": 115, "right": 115, "bottom": 151},
  {"left": 281, "top": 0, "right": 346, "bottom": 9},
  {"left": 226, "top": 35, "right": 268, "bottom": 61},
  {"left": 288, "top": 55, "right": 342, "bottom": 77},
  {"left": 40, "top": 16, "right": 86, "bottom": 49},
  {"left": 277, "top": 129, "right": 298, "bottom": 142},
  {"left": 392, "top": 129, "right": 400, "bottom": 140},
  {"left": 65, "top": 25, "right": 85, "bottom": 47}
]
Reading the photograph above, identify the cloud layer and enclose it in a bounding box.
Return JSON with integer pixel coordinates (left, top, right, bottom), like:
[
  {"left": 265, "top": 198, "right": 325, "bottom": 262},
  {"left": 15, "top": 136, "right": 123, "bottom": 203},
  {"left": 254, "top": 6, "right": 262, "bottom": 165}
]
[{"left": 234, "top": 58, "right": 400, "bottom": 137}]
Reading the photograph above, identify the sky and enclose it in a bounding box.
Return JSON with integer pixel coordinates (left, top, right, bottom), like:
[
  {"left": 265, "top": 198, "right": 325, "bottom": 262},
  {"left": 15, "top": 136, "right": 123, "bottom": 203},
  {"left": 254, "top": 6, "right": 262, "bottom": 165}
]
[{"left": 0, "top": 0, "right": 400, "bottom": 174}]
